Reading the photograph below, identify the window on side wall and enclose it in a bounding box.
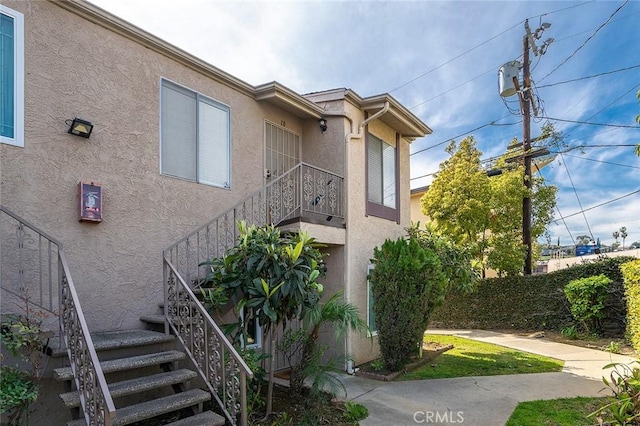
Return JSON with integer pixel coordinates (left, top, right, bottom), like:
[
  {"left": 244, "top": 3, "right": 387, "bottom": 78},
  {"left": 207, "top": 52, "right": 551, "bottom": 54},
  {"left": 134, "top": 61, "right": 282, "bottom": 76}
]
[
  {"left": 366, "top": 133, "right": 397, "bottom": 221},
  {"left": 367, "top": 264, "right": 377, "bottom": 336},
  {"left": 0, "top": 5, "right": 24, "bottom": 147},
  {"left": 160, "top": 79, "right": 231, "bottom": 188}
]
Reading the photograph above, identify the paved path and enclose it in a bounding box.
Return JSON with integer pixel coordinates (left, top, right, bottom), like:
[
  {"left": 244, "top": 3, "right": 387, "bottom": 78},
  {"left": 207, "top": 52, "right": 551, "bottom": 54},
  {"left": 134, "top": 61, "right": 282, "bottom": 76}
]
[{"left": 339, "top": 329, "right": 637, "bottom": 426}]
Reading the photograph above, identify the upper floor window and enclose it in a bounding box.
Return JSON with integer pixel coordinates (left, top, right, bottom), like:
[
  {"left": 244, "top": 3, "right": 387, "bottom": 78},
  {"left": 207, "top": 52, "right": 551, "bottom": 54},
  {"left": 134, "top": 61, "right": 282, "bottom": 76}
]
[
  {"left": 366, "top": 133, "right": 398, "bottom": 221},
  {"left": 160, "top": 79, "right": 231, "bottom": 188},
  {"left": 1, "top": 5, "right": 24, "bottom": 147}
]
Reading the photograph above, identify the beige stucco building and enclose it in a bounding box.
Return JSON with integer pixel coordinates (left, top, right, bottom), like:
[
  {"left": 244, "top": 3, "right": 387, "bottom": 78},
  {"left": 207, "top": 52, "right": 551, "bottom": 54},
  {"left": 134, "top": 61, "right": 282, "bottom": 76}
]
[{"left": 1, "top": 0, "right": 432, "bottom": 379}]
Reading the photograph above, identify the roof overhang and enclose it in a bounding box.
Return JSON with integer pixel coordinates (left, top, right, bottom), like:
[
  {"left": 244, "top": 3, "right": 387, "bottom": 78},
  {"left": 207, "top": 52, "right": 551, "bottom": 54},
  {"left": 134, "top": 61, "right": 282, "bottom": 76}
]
[
  {"left": 360, "top": 94, "right": 432, "bottom": 140},
  {"left": 254, "top": 82, "right": 324, "bottom": 119}
]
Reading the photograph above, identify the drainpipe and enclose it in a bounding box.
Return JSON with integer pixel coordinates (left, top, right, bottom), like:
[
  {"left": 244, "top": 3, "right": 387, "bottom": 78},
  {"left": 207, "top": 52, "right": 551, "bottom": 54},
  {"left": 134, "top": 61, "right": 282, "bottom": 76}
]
[{"left": 322, "top": 101, "right": 389, "bottom": 372}]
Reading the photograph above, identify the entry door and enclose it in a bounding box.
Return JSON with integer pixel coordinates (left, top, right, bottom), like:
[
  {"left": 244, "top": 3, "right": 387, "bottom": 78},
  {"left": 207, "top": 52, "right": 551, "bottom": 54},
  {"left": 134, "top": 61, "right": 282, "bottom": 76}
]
[{"left": 265, "top": 121, "right": 300, "bottom": 182}]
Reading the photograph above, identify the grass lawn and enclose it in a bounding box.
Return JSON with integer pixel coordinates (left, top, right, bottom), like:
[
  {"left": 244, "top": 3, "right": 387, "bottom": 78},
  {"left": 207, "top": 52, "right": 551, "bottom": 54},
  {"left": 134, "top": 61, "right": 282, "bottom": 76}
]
[
  {"left": 505, "top": 396, "right": 605, "bottom": 425},
  {"left": 398, "top": 334, "right": 564, "bottom": 380}
]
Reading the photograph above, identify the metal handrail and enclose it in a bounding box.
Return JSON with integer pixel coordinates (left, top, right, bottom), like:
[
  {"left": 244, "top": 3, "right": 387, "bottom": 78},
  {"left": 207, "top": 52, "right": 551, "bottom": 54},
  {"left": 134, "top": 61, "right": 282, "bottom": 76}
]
[
  {"left": 163, "top": 162, "right": 344, "bottom": 287},
  {"left": 161, "top": 162, "right": 343, "bottom": 424},
  {"left": 0, "top": 206, "right": 116, "bottom": 425},
  {"left": 60, "top": 252, "right": 116, "bottom": 426},
  {"left": 163, "top": 258, "right": 252, "bottom": 426}
]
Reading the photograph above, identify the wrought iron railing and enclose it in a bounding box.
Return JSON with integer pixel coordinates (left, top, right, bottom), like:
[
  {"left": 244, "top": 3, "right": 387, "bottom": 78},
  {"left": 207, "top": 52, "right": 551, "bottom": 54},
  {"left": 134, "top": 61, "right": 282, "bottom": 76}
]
[
  {"left": 164, "top": 162, "right": 344, "bottom": 286},
  {"left": 163, "top": 259, "right": 252, "bottom": 426},
  {"left": 0, "top": 206, "right": 116, "bottom": 426},
  {"left": 162, "top": 162, "right": 343, "bottom": 425}
]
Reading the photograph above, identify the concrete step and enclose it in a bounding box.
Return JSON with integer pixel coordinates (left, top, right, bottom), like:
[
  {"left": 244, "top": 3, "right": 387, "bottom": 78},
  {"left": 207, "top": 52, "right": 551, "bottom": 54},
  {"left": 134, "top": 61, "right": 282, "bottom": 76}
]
[
  {"left": 165, "top": 410, "right": 225, "bottom": 426},
  {"left": 54, "top": 350, "right": 185, "bottom": 381},
  {"left": 91, "top": 329, "right": 174, "bottom": 351},
  {"left": 47, "top": 330, "right": 175, "bottom": 358},
  {"left": 140, "top": 314, "right": 166, "bottom": 325},
  {"left": 59, "top": 369, "right": 198, "bottom": 409},
  {"left": 67, "top": 388, "right": 211, "bottom": 426}
]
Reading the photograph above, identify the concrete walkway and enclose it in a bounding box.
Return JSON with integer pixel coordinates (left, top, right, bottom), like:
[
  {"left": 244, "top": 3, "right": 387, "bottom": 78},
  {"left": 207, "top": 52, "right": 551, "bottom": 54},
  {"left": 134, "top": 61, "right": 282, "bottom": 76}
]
[{"left": 339, "top": 329, "right": 637, "bottom": 426}]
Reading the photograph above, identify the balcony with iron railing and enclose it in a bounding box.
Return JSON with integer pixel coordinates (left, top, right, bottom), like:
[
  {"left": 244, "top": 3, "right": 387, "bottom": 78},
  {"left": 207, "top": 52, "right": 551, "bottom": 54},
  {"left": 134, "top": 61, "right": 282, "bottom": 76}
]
[{"left": 164, "top": 162, "right": 345, "bottom": 287}]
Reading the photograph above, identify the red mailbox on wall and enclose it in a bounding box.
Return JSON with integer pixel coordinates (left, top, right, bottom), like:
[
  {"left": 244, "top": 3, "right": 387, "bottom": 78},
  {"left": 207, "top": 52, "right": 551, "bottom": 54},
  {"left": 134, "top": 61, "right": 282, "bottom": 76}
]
[{"left": 79, "top": 181, "right": 102, "bottom": 223}]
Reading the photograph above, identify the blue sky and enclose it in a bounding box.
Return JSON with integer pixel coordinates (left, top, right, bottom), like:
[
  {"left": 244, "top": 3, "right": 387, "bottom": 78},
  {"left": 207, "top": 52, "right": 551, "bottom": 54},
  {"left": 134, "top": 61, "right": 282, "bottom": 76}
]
[{"left": 89, "top": 0, "right": 640, "bottom": 247}]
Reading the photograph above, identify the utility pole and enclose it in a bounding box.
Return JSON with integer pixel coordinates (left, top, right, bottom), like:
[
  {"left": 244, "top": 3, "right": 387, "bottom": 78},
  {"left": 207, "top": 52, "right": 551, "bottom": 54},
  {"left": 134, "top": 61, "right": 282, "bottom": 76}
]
[
  {"left": 499, "top": 20, "right": 552, "bottom": 275},
  {"left": 522, "top": 20, "right": 533, "bottom": 275}
]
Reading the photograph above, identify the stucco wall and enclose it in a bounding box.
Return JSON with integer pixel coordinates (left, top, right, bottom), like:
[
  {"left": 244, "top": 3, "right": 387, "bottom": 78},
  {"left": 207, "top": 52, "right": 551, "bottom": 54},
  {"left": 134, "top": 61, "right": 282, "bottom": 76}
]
[
  {"left": 0, "top": 1, "right": 305, "bottom": 331},
  {"left": 344, "top": 115, "right": 412, "bottom": 365}
]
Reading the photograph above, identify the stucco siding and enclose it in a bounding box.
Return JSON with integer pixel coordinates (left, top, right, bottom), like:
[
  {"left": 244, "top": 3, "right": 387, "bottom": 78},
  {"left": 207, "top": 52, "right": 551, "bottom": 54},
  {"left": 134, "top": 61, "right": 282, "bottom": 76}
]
[
  {"left": 345, "top": 117, "right": 411, "bottom": 365},
  {"left": 1, "top": 1, "right": 302, "bottom": 330}
]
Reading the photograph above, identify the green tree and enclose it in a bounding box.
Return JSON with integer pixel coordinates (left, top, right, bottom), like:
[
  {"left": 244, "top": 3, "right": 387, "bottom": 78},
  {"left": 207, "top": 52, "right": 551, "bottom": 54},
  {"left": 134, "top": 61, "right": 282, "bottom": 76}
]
[
  {"left": 421, "top": 137, "right": 492, "bottom": 272},
  {"left": 613, "top": 230, "right": 620, "bottom": 246},
  {"left": 201, "top": 222, "right": 325, "bottom": 418},
  {"left": 620, "top": 226, "right": 628, "bottom": 250},
  {"left": 576, "top": 235, "right": 592, "bottom": 245},
  {"left": 370, "top": 237, "right": 446, "bottom": 371},
  {"left": 421, "top": 136, "right": 557, "bottom": 276},
  {"left": 279, "top": 291, "right": 369, "bottom": 396}
]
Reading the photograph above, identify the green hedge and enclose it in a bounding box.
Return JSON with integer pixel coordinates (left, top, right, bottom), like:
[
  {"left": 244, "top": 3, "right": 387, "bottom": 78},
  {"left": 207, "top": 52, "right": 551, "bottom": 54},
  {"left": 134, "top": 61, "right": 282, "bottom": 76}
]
[
  {"left": 431, "top": 257, "right": 635, "bottom": 331},
  {"left": 622, "top": 260, "right": 640, "bottom": 351}
]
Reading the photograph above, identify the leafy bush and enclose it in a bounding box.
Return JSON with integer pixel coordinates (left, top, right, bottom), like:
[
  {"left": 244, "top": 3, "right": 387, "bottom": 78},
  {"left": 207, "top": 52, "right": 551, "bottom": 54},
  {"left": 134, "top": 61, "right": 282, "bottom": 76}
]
[
  {"left": 0, "top": 367, "right": 39, "bottom": 418},
  {"left": 343, "top": 401, "right": 369, "bottom": 423},
  {"left": 622, "top": 260, "right": 640, "bottom": 352},
  {"left": 406, "top": 223, "right": 478, "bottom": 293},
  {"left": 431, "top": 256, "right": 634, "bottom": 331},
  {"left": 561, "top": 325, "right": 578, "bottom": 339},
  {"left": 370, "top": 237, "right": 446, "bottom": 371},
  {"left": 564, "top": 274, "right": 612, "bottom": 334},
  {"left": 0, "top": 299, "right": 52, "bottom": 425},
  {"left": 590, "top": 362, "right": 640, "bottom": 425}
]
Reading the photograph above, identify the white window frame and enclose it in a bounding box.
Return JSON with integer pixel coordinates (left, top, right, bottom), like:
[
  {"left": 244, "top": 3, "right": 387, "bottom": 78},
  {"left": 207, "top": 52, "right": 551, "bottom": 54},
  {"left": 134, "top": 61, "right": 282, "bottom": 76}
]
[
  {"left": 0, "top": 5, "right": 24, "bottom": 147},
  {"left": 160, "top": 78, "right": 231, "bottom": 189},
  {"left": 366, "top": 264, "right": 378, "bottom": 336},
  {"left": 366, "top": 132, "right": 398, "bottom": 222}
]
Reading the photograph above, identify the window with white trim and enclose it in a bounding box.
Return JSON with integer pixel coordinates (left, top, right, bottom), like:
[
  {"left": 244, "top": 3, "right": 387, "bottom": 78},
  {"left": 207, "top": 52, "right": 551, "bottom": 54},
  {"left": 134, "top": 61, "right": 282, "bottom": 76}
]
[
  {"left": 366, "top": 264, "right": 377, "bottom": 336},
  {"left": 0, "top": 5, "right": 24, "bottom": 147},
  {"left": 160, "top": 79, "right": 231, "bottom": 188},
  {"left": 367, "top": 133, "right": 397, "bottom": 221}
]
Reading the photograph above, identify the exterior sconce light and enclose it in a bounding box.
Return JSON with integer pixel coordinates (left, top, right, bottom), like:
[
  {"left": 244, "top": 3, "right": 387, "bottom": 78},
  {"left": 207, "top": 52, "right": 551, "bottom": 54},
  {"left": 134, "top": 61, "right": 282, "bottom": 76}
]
[
  {"left": 67, "top": 117, "right": 94, "bottom": 138},
  {"left": 318, "top": 118, "right": 328, "bottom": 133}
]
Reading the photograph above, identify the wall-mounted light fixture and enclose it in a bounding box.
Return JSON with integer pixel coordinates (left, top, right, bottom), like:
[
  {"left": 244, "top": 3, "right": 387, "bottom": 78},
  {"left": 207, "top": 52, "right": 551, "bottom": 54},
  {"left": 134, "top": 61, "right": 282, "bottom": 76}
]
[
  {"left": 318, "top": 118, "right": 328, "bottom": 133},
  {"left": 67, "top": 117, "right": 94, "bottom": 138}
]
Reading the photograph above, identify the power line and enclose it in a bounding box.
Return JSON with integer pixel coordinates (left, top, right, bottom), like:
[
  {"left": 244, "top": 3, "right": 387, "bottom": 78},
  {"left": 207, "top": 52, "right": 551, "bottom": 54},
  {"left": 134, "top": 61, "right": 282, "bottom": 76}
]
[
  {"left": 389, "top": 22, "right": 522, "bottom": 93},
  {"left": 538, "top": 0, "right": 630, "bottom": 83},
  {"left": 553, "top": 188, "right": 640, "bottom": 221},
  {"left": 389, "top": 1, "right": 596, "bottom": 95},
  {"left": 536, "top": 64, "right": 640, "bottom": 88},
  {"left": 559, "top": 153, "right": 640, "bottom": 170},
  {"left": 559, "top": 152, "right": 595, "bottom": 241},
  {"left": 529, "top": 0, "right": 596, "bottom": 20},
  {"left": 535, "top": 163, "right": 576, "bottom": 246},
  {"left": 540, "top": 116, "right": 640, "bottom": 129},
  {"left": 410, "top": 117, "right": 518, "bottom": 157}
]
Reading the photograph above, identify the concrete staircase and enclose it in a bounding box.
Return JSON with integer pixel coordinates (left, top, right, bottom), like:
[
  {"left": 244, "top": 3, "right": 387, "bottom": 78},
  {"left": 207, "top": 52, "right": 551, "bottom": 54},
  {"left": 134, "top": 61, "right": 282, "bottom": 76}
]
[{"left": 53, "top": 327, "right": 225, "bottom": 426}]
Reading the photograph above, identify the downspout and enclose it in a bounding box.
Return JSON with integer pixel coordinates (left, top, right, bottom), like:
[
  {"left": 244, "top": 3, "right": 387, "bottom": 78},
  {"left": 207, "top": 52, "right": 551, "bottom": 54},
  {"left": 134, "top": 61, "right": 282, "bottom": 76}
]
[{"left": 322, "top": 101, "right": 389, "bottom": 373}]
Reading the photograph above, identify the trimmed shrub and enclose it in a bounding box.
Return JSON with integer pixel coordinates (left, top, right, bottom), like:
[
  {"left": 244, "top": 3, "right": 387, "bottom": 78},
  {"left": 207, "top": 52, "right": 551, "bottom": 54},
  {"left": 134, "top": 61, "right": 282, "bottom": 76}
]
[
  {"left": 622, "top": 260, "right": 640, "bottom": 352},
  {"left": 431, "top": 256, "right": 634, "bottom": 331},
  {"left": 563, "top": 274, "right": 612, "bottom": 334},
  {"left": 370, "top": 237, "right": 446, "bottom": 371}
]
